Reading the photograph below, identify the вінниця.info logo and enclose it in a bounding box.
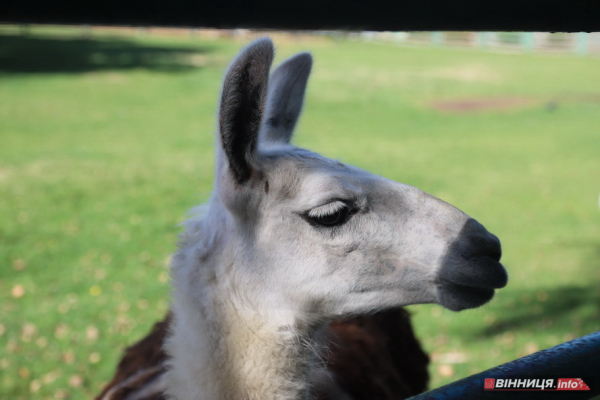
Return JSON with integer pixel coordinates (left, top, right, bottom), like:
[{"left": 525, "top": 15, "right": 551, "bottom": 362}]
[{"left": 484, "top": 378, "right": 590, "bottom": 391}]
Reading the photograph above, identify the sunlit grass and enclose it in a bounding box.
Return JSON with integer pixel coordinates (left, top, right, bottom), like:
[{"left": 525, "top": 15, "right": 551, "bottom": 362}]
[{"left": 1, "top": 26, "right": 599, "bottom": 399}]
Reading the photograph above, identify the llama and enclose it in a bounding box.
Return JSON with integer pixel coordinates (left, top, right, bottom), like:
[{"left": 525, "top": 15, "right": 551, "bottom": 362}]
[{"left": 98, "top": 38, "right": 507, "bottom": 400}]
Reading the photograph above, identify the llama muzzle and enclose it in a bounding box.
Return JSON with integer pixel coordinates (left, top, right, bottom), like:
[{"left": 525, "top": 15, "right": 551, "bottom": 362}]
[{"left": 436, "top": 218, "right": 508, "bottom": 311}]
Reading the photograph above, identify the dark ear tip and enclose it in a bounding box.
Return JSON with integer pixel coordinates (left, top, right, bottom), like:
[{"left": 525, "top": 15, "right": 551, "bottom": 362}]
[
  {"left": 238, "top": 37, "right": 275, "bottom": 66},
  {"left": 249, "top": 37, "right": 275, "bottom": 52},
  {"left": 222, "top": 38, "right": 274, "bottom": 89},
  {"left": 277, "top": 52, "right": 313, "bottom": 75},
  {"left": 288, "top": 52, "right": 313, "bottom": 65}
]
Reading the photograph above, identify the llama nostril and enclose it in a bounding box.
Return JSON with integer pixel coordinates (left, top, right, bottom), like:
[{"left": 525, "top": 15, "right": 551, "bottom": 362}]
[
  {"left": 459, "top": 219, "right": 502, "bottom": 261},
  {"left": 478, "top": 233, "right": 502, "bottom": 262}
]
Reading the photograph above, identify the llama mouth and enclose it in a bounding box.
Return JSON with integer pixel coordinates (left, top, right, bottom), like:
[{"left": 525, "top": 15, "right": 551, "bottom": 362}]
[
  {"left": 439, "top": 256, "right": 508, "bottom": 290},
  {"left": 435, "top": 256, "right": 507, "bottom": 312},
  {"left": 435, "top": 279, "right": 497, "bottom": 311}
]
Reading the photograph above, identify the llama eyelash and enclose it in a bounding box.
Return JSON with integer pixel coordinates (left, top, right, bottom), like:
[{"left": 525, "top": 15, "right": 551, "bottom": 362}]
[{"left": 307, "top": 200, "right": 347, "bottom": 218}]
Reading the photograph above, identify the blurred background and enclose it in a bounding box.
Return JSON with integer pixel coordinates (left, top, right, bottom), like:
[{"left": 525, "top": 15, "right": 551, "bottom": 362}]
[{"left": 0, "top": 25, "right": 599, "bottom": 399}]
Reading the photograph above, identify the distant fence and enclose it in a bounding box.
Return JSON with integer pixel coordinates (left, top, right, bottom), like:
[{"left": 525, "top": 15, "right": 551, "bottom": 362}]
[
  {"left": 353, "top": 31, "right": 600, "bottom": 56},
  {"left": 7, "top": 25, "right": 600, "bottom": 56}
]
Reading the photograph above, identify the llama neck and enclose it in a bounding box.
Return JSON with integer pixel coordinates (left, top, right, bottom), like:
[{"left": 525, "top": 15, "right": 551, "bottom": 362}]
[
  {"left": 166, "top": 211, "right": 317, "bottom": 400},
  {"left": 167, "top": 287, "right": 314, "bottom": 400}
]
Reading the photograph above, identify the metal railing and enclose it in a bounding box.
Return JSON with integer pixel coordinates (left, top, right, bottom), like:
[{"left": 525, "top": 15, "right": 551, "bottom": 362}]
[{"left": 409, "top": 331, "right": 600, "bottom": 399}]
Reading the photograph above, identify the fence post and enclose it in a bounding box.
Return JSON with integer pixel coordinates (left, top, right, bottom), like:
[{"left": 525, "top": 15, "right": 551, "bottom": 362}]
[
  {"left": 576, "top": 32, "right": 589, "bottom": 55},
  {"left": 431, "top": 31, "right": 443, "bottom": 46},
  {"left": 477, "top": 32, "right": 489, "bottom": 49},
  {"left": 523, "top": 32, "right": 535, "bottom": 52},
  {"left": 394, "top": 32, "right": 408, "bottom": 43}
]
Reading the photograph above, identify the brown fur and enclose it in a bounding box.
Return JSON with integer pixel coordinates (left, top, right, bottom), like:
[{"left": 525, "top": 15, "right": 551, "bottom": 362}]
[
  {"left": 96, "top": 314, "right": 171, "bottom": 400},
  {"left": 96, "top": 309, "right": 428, "bottom": 400}
]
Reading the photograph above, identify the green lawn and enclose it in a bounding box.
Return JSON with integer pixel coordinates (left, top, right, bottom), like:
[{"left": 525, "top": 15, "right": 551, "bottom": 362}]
[{"left": 1, "top": 26, "right": 599, "bottom": 399}]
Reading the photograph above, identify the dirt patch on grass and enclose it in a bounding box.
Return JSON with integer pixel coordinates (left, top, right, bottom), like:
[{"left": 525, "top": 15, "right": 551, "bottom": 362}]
[
  {"left": 432, "top": 94, "right": 600, "bottom": 114},
  {"left": 432, "top": 97, "right": 538, "bottom": 113}
]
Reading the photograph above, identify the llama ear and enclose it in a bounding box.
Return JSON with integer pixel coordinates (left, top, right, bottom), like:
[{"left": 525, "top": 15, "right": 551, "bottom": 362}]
[
  {"left": 260, "top": 52, "right": 312, "bottom": 145},
  {"left": 219, "top": 38, "right": 274, "bottom": 184}
]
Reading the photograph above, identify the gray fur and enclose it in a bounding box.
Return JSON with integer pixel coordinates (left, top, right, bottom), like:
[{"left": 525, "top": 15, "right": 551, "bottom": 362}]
[{"left": 261, "top": 52, "right": 312, "bottom": 144}]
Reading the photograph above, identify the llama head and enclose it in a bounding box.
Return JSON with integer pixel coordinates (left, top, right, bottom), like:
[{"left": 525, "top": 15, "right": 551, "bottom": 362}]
[{"left": 208, "top": 38, "right": 507, "bottom": 323}]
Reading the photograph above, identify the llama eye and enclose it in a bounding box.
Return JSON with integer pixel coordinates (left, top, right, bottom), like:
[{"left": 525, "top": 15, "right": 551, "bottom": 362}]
[
  {"left": 311, "top": 208, "right": 350, "bottom": 226},
  {"left": 306, "top": 201, "right": 353, "bottom": 227}
]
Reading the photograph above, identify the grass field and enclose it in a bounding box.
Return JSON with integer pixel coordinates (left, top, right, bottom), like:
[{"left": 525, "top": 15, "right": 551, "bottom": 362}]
[{"left": 1, "top": 26, "right": 599, "bottom": 399}]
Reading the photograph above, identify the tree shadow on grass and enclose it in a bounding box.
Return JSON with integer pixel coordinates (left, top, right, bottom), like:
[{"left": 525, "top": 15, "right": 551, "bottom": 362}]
[
  {"left": 0, "top": 33, "right": 212, "bottom": 74},
  {"left": 479, "top": 285, "right": 600, "bottom": 337},
  {"left": 476, "top": 245, "right": 600, "bottom": 338}
]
